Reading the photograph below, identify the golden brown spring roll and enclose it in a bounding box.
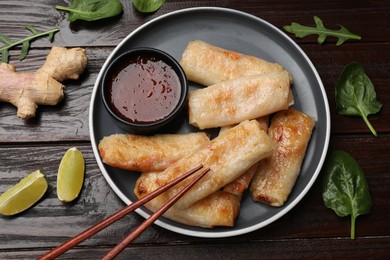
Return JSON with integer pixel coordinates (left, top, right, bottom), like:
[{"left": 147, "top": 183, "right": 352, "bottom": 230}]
[
  {"left": 188, "top": 71, "right": 291, "bottom": 129},
  {"left": 222, "top": 164, "right": 258, "bottom": 196},
  {"left": 98, "top": 132, "right": 210, "bottom": 172},
  {"left": 135, "top": 171, "right": 240, "bottom": 228},
  {"left": 222, "top": 116, "right": 269, "bottom": 196},
  {"left": 250, "top": 109, "right": 315, "bottom": 207},
  {"left": 155, "top": 120, "right": 274, "bottom": 209},
  {"left": 179, "top": 40, "right": 285, "bottom": 86}
]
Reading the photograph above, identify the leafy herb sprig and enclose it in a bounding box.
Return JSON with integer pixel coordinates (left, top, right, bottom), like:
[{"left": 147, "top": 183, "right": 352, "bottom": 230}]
[
  {"left": 322, "top": 150, "right": 372, "bottom": 239},
  {"left": 56, "top": 0, "right": 123, "bottom": 22},
  {"left": 132, "top": 0, "right": 166, "bottom": 13},
  {"left": 284, "top": 16, "right": 361, "bottom": 46},
  {"left": 0, "top": 25, "right": 59, "bottom": 63},
  {"left": 336, "top": 62, "right": 382, "bottom": 136}
]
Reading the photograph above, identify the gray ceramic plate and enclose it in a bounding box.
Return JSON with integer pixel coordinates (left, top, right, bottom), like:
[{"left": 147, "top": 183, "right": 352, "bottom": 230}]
[{"left": 89, "top": 7, "right": 330, "bottom": 238}]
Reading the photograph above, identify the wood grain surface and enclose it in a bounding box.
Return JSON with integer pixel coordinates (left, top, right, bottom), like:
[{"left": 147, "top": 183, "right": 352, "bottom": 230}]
[{"left": 0, "top": 0, "right": 389, "bottom": 259}]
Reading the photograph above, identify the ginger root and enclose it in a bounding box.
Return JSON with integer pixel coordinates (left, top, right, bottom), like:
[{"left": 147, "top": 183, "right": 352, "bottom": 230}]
[{"left": 0, "top": 46, "right": 87, "bottom": 119}]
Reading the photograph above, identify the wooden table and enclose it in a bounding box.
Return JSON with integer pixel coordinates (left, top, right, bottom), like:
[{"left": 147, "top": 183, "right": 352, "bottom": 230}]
[{"left": 1, "top": 1, "right": 389, "bottom": 259}]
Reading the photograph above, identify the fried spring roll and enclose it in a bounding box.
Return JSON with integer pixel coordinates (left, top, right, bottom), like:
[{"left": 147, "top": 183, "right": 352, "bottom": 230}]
[
  {"left": 155, "top": 120, "right": 275, "bottom": 209},
  {"left": 188, "top": 71, "right": 291, "bottom": 129},
  {"left": 222, "top": 116, "right": 269, "bottom": 196},
  {"left": 135, "top": 171, "right": 240, "bottom": 228},
  {"left": 222, "top": 164, "right": 258, "bottom": 196},
  {"left": 98, "top": 132, "right": 210, "bottom": 172},
  {"left": 250, "top": 109, "right": 315, "bottom": 207},
  {"left": 179, "top": 40, "right": 285, "bottom": 86}
]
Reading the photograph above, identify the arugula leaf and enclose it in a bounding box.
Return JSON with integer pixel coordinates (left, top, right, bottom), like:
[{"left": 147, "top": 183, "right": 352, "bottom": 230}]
[
  {"left": 322, "top": 150, "right": 372, "bottom": 239},
  {"left": 132, "top": 0, "right": 166, "bottom": 13},
  {"left": 0, "top": 25, "right": 59, "bottom": 63},
  {"left": 284, "top": 16, "right": 361, "bottom": 45},
  {"left": 336, "top": 62, "right": 382, "bottom": 136},
  {"left": 56, "top": 0, "right": 123, "bottom": 22}
]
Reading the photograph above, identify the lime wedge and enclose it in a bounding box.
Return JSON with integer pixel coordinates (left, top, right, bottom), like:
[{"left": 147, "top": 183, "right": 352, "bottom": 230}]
[
  {"left": 0, "top": 170, "right": 48, "bottom": 216},
  {"left": 57, "top": 147, "right": 85, "bottom": 202}
]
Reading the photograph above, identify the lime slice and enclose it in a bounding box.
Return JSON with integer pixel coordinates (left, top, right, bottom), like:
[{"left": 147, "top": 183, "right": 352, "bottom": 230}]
[
  {"left": 57, "top": 147, "right": 85, "bottom": 202},
  {"left": 0, "top": 170, "right": 48, "bottom": 216}
]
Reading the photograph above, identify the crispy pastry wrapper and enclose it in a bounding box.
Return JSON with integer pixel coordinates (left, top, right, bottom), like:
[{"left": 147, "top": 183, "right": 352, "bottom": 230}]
[
  {"left": 222, "top": 116, "right": 269, "bottom": 196},
  {"left": 98, "top": 132, "right": 210, "bottom": 172},
  {"left": 153, "top": 120, "right": 275, "bottom": 209},
  {"left": 188, "top": 71, "right": 292, "bottom": 129},
  {"left": 250, "top": 109, "right": 315, "bottom": 207},
  {"left": 179, "top": 40, "right": 286, "bottom": 86},
  {"left": 135, "top": 171, "right": 241, "bottom": 228}
]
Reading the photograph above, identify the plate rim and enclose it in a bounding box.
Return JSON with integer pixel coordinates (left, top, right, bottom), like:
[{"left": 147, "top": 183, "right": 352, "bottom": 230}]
[{"left": 89, "top": 6, "right": 331, "bottom": 238}]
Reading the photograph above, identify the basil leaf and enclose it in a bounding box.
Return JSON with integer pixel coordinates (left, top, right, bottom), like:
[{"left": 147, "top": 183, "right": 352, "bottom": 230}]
[
  {"left": 132, "top": 0, "right": 166, "bottom": 13},
  {"left": 56, "top": 0, "right": 123, "bottom": 22},
  {"left": 322, "top": 150, "right": 372, "bottom": 239},
  {"left": 335, "top": 62, "right": 382, "bottom": 136}
]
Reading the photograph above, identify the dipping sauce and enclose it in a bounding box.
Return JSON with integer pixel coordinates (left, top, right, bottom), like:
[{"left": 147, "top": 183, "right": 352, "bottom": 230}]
[{"left": 107, "top": 54, "right": 182, "bottom": 124}]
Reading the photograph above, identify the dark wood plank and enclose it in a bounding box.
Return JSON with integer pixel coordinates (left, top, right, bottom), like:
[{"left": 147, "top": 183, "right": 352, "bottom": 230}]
[
  {"left": 301, "top": 43, "right": 390, "bottom": 134},
  {"left": 1, "top": 1, "right": 389, "bottom": 142},
  {"left": 1, "top": 237, "right": 390, "bottom": 259},
  {"left": 0, "top": 143, "right": 140, "bottom": 249},
  {"left": 0, "top": 136, "right": 388, "bottom": 249},
  {"left": 1, "top": 42, "right": 389, "bottom": 142},
  {"left": 0, "top": 0, "right": 389, "bottom": 49},
  {"left": 0, "top": 48, "right": 110, "bottom": 143},
  {"left": 0, "top": 0, "right": 389, "bottom": 259}
]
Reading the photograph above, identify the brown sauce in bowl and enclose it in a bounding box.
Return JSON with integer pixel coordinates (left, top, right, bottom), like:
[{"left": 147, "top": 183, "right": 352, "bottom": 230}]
[{"left": 107, "top": 54, "right": 181, "bottom": 124}]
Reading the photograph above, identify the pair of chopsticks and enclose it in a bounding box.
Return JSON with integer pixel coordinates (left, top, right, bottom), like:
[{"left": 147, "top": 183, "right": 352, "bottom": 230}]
[{"left": 39, "top": 164, "right": 209, "bottom": 260}]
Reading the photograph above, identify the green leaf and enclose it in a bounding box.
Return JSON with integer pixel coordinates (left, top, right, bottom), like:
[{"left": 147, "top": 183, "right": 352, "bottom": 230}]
[
  {"left": 0, "top": 33, "right": 13, "bottom": 62},
  {"left": 335, "top": 62, "right": 382, "bottom": 136},
  {"left": 48, "top": 31, "right": 56, "bottom": 41},
  {"left": 0, "top": 33, "right": 13, "bottom": 45},
  {"left": 25, "top": 24, "right": 39, "bottom": 34},
  {"left": 0, "top": 25, "right": 59, "bottom": 63},
  {"left": 20, "top": 41, "right": 30, "bottom": 61},
  {"left": 284, "top": 16, "right": 361, "bottom": 45},
  {"left": 132, "top": 0, "right": 166, "bottom": 13},
  {"left": 56, "top": 0, "right": 123, "bottom": 22},
  {"left": 322, "top": 150, "right": 372, "bottom": 239}
]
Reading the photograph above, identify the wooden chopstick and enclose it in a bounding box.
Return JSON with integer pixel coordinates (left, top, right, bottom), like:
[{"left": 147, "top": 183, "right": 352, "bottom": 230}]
[
  {"left": 102, "top": 166, "right": 210, "bottom": 259},
  {"left": 39, "top": 164, "right": 207, "bottom": 260}
]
